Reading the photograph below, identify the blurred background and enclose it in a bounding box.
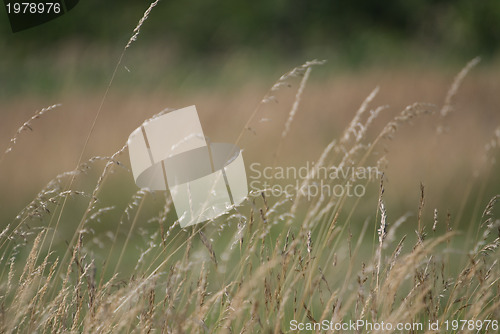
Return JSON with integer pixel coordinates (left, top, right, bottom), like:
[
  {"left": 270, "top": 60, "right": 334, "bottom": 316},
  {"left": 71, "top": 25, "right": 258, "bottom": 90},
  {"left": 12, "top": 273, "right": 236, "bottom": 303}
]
[{"left": 1, "top": 0, "right": 500, "bottom": 238}]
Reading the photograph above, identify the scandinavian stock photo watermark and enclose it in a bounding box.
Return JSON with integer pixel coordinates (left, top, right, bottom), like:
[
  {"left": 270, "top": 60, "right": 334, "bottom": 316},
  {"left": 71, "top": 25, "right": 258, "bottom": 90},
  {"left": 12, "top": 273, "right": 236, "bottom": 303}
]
[{"left": 248, "top": 162, "right": 380, "bottom": 200}]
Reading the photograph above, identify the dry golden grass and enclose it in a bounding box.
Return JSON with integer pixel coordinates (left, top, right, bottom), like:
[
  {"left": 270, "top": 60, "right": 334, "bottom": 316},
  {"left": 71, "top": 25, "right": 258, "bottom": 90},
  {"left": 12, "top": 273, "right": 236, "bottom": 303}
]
[
  {"left": 0, "top": 4, "right": 499, "bottom": 333},
  {"left": 0, "top": 57, "right": 498, "bottom": 333}
]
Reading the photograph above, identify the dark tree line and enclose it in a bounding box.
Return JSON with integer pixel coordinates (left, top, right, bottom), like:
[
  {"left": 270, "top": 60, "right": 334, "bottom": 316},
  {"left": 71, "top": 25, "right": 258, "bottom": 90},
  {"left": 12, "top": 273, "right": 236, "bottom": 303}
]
[{"left": 2, "top": 0, "right": 500, "bottom": 60}]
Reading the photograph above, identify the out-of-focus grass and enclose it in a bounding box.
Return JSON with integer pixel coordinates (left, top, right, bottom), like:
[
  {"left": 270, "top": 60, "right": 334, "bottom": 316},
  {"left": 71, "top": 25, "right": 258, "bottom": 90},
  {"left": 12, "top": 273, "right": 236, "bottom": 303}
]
[
  {"left": 1, "top": 1, "right": 499, "bottom": 330},
  {"left": 1, "top": 55, "right": 499, "bottom": 227},
  {"left": 0, "top": 55, "right": 499, "bottom": 332}
]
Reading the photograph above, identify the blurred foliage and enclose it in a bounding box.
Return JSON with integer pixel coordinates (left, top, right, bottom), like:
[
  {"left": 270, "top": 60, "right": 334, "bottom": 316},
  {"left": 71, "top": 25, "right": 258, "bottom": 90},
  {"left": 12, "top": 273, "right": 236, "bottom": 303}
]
[{"left": 1, "top": 0, "right": 500, "bottom": 62}]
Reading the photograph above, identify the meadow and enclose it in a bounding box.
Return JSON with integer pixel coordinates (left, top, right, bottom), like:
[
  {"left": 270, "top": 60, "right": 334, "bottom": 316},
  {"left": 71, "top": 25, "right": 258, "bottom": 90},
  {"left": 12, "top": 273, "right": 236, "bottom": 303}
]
[{"left": 0, "top": 4, "right": 500, "bottom": 334}]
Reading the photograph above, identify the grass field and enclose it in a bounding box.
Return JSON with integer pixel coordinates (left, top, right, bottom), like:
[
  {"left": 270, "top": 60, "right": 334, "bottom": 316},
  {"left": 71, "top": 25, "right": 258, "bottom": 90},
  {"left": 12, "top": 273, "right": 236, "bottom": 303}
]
[{"left": 0, "top": 5, "right": 499, "bottom": 333}]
